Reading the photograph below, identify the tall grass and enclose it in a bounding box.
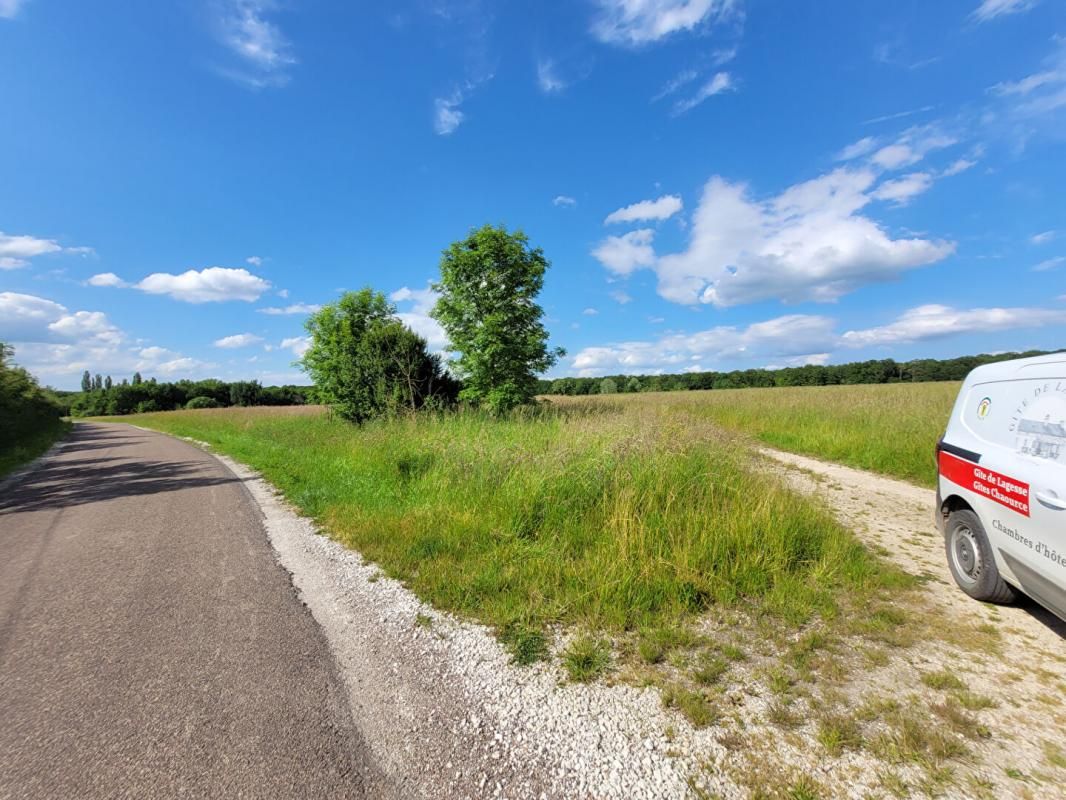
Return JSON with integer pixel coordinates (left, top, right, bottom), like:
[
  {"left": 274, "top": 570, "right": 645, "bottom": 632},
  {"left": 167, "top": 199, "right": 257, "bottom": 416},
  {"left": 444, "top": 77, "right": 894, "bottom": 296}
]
[
  {"left": 0, "top": 417, "right": 71, "bottom": 479},
  {"left": 118, "top": 402, "right": 906, "bottom": 642},
  {"left": 556, "top": 383, "right": 959, "bottom": 487}
]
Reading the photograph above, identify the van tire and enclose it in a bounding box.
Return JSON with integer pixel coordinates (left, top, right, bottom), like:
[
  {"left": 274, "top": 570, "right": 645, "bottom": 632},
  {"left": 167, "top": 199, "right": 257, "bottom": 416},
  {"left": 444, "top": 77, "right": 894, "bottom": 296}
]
[{"left": 944, "top": 509, "right": 1016, "bottom": 604}]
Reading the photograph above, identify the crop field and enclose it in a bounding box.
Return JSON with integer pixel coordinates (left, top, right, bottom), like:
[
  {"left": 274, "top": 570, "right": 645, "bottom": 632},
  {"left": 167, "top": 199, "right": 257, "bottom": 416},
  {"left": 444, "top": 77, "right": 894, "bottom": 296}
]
[
  {"left": 551, "top": 381, "right": 960, "bottom": 488},
  {"left": 116, "top": 396, "right": 915, "bottom": 653}
]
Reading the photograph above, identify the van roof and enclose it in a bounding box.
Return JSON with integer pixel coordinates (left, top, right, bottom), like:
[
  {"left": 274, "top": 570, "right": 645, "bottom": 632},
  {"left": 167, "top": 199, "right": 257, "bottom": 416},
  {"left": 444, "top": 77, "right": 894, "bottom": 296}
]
[{"left": 967, "top": 352, "right": 1066, "bottom": 383}]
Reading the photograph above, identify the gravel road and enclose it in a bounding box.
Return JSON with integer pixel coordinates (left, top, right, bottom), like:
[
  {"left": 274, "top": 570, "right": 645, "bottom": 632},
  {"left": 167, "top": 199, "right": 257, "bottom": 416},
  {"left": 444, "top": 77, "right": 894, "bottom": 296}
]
[{"left": 0, "top": 423, "right": 387, "bottom": 799}]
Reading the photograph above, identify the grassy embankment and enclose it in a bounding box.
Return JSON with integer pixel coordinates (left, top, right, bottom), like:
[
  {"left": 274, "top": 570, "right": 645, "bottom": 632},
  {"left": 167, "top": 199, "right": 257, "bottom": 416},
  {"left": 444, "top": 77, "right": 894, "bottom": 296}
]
[
  {"left": 116, "top": 398, "right": 913, "bottom": 663},
  {"left": 0, "top": 418, "right": 71, "bottom": 479},
  {"left": 554, "top": 382, "right": 958, "bottom": 488}
]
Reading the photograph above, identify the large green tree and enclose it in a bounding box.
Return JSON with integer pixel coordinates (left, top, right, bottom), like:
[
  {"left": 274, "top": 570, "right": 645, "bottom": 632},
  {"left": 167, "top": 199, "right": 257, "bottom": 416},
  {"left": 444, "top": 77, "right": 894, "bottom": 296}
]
[
  {"left": 431, "top": 224, "right": 564, "bottom": 413},
  {"left": 301, "top": 288, "right": 455, "bottom": 423}
]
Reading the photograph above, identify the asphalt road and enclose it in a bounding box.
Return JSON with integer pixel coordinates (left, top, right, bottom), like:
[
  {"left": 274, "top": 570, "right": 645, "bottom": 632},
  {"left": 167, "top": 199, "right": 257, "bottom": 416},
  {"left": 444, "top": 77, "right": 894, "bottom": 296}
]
[{"left": 0, "top": 423, "right": 384, "bottom": 799}]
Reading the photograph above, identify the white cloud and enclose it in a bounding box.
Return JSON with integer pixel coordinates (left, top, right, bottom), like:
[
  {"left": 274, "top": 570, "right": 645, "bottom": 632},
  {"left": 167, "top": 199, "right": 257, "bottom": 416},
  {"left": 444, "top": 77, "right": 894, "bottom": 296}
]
[
  {"left": 0, "top": 230, "right": 91, "bottom": 269},
  {"left": 605, "top": 194, "right": 683, "bottom": 224},
  {"left": 610, "top": 289, "right": 634, "bottom": 305},
  {"left": 712, "top": 45, "right": 738, "bottom": 66},
  {"left": 863, "top": 106, "right": 936, "bottom": 125},
  {"left": 136, "top": 267, "right": 271, "bottom": 303},
  {"left": 986, "top": 37, "right": 1066, "bottom": 142},
  {"left": 842, "top": 304, "right": 1066, "bottom": 347},
  {"left": 582, "top": 307, "right": 599, "bottom": 316},
  {"left": 257, "top": 301, "right": 321, "bottom": 315},
  {"left": 215, "top": 0, "right": 295, "bottom": 88},
  {"left": 653, "top": 68, "right": 699, "bottom": 101},
  {"left": 942, "top": 158, "right": 976, "bottom": 176},
  {"left": 434, "top": 93, "right": 465, "bottom": 135},
  {"left": 214, "top": 333, "right": 264, "bottom": 349},
  {"left": 277, "top": 288, "right": 289, "bottom": 298},
  {"left": 0, "top": 0, "right": 26, "bottom": 19},
  {"left": 390, "top": 284, "right": 448, "bottom": 349},
  {"left": 991, "top": 70, "right": 1063, "bottom": 97},
  {"left": 837, "top": 136, "right": 878, "bottom": 161},
  {"left": 281, "top": 336, "right": 311, "bottom": 357},
  {"left": 1031, "top": 230, "right": 1056, "bottom": 244},
  {"left": 635, "top": 168, "right": 953, "bottom": 307},
  {"left": 553, "top": 195, "right": 578, "bottom": 207},
  {"left": 87, "top": 272, "right": 129, "bottom": 288},
  {"left": 1033, "top": 256, "right": 1065, "bottom": 272},
  {"left": 972, "top": 0, "right": 1040, "bottom": 23},
  {"left": 592, "top": 0, "right": 739, "bottom": 46},
  {"left": 866, "top": 126, "right": 957, "bottom": 171},
  {"left": 570, "top": 314, "right": 837, "bottom": 376},
  {"left": 537, "top": 59, "right": 567, "bottom": 94},
  {"left": 0, "top": 292, "right": 122, "bottom": 346},
  {"left": 246, "top": 255, "right": 263, "bottom": 266},
  {"left": 672, "top": 71, "right": 733, "bottom": 114},
  {"left": 592, "top": 229, "right": 657, "bottom": 275},
  {"left": 871, "top": 171, "right": 934, "bottom": 205}
]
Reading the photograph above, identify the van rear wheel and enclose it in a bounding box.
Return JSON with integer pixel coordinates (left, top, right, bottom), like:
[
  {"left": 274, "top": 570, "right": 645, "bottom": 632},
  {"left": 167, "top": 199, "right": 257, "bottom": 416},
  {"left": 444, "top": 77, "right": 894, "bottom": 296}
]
[{"left": 945, "top": 509, "right": 1016, "bottom": 604}]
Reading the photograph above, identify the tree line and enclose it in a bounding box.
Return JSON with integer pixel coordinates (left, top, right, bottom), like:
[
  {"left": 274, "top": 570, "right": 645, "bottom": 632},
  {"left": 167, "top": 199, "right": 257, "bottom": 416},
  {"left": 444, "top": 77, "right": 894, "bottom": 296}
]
[
  {"left": 535, "top": 350, "right": 1061, "bottom": 396},
  {"left": 67, "top": 375, "right": 313, "bottom": 417},
  {"left": 0, "top": 343, "right": 67, "bottom": 467}
]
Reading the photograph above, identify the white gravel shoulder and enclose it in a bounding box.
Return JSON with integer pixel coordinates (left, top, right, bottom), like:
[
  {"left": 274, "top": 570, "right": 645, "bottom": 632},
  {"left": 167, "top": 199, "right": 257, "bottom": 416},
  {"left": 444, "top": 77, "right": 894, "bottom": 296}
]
[{"left": 211, "top": 450, "right": 733, "bottom": 800}]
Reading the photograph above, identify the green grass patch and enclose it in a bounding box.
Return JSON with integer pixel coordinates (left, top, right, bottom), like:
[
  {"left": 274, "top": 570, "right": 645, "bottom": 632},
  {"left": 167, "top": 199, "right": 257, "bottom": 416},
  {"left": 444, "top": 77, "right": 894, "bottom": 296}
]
[
  {"left": 0, "top": 417, "right": 70, "bottom": 479},
  {"left": 562, "top": 635, "right": 611, "bottom": 682},
  {"left": 110, "top": 403, "right": 910, "bottom": 659},
  {"left": 556, "top": 383, "right": 959, "bottom": 487}
]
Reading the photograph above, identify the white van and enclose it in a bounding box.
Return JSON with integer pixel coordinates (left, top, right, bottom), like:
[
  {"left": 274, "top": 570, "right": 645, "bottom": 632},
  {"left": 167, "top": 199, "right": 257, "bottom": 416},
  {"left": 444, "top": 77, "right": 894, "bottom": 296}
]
[{"left": 936, "top": 353, "right": 1066, "bottom": 621}]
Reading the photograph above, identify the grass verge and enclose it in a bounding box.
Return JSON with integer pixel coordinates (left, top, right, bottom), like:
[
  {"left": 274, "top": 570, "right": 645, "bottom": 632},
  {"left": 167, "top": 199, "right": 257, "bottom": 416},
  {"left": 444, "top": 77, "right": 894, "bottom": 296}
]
[
  {"left": 0, "top": 417, "right": 71, "bottom": 479},
  {"left": 105, "top": 404, "right": 909, "bottom": 654}
]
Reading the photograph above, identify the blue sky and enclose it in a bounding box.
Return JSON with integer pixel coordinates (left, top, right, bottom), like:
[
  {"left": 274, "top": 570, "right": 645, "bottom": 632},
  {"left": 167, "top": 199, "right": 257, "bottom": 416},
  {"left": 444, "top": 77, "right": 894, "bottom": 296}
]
[{"left": 1, "top": 0, "right": 1064, "bottom": 390}]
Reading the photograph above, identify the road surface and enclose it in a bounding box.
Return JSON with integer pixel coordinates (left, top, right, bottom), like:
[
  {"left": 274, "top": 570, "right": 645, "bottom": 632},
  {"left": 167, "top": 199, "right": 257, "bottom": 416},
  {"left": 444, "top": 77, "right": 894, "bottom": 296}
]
[{"left": 0, "top": 422, "right": 384, "bottom": 799}]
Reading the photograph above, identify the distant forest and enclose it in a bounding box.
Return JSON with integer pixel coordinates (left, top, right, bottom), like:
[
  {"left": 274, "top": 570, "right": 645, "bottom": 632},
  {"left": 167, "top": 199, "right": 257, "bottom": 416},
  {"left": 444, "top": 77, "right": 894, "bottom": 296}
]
[
  {"left": 534, "top": 350, "right": 1061, "bottom": 396},
  {"left": 63, "top": 372, "right": 312, "bottom": 417},
  {"left": 59, "top": 349, "right": 1062, "bottom": 416}
]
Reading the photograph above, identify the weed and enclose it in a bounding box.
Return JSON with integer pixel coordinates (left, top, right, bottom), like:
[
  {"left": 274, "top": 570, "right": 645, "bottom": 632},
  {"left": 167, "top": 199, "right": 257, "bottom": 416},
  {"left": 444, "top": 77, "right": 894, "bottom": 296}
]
[
  {"left": 693, "top": 656, "right": 729, "bottom": 686},
  {"left": 816, "top": 712, "right": 863, "bottom": 756},
  {"left": 563, "top": 635, "right": 610, "bottom": 683},
  {"left": 931, "top": 699, "right": 991, "bottom": 740},
  {"left": 501, "top": 623, "right": 549, "bottom": 666},
  {"left": 662, "top": 685, "right": 719, "bottom": 728},
  {"left": 767, "top": 699, "right": 803, "bottom": 729},
  {"left": 921, "top": 670, "right": 965, "bottom": 691},
  {"left": 414, "top": 612, "right": 433, "bottom": 629},
  {"left": 952, "top": 690, "right": 997, "bottom": 711}
]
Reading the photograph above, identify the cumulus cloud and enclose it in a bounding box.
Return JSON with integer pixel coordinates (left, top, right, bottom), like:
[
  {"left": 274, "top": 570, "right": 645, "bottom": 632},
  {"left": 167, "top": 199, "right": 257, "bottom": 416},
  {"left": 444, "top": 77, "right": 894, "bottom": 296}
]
[
  {"left": 842, "top": 304, "right": 1066, "bottom": 347},
  {"left": 553, "top": 195, "right": 578, "bottom": 207},
  {"left": 592, "top": 229, "right": 657, "bottom": 275},
  {"left": 390, "top": 284, "right": 448, "bottom": 349},
  {"left": 592, "top": 0, "right": 739, "bottom": 46},
  {"left": 280, "top": 336, "right": 311, "bottom": 357},
  {"left": 87, "top": 272, "right": 129, "bottom": 288},
  {"left": 257, "top": 301, "right": 321, "bottom": 315},
  {"left": 871, "top": 171, "right": 934, "bottom": 205},
  {"left": 644, "top": 169, "right": 954, "bottom": 306},
  {"left": 246, "top": 255, "right": 263, "bottom": 266},
  {"left": 605, "top": 195, "right": 683, "bottom": 224},
  {"left": 582, "top": 307, "right": 600, "bottom": 316},
  {"left": 135, "top": 267, "right": 271, "bottom": 303},
  {"left": 0, "top": 292, "right": 122, "bottom": 346},
  {"left": 0, "top": 230, "right": 91, "bottom": 269},
  {"left": 214, "top": 333, "right": 264, "bottom": 348},
  {"left": 214, "top": 0, "right": 296, "bottom": 88},
  {"left": 570, "top": 314, "right": 837, "bottom": 376},
  {"left": 610, "top": 289, "right": 634, "bottom": 305},
  {"left": 870, "top": 128, "right": 956, "bottom": 170},
  {"left": 972, "top": 0, "right": 1039, "bottom": 23},
  {"left": 672, "top": 71, "right": 733, "bottom": 115}
]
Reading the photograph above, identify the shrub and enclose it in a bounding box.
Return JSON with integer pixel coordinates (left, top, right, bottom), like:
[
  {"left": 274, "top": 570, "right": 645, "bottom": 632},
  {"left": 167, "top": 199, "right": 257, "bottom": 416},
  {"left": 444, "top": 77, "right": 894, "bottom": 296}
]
[{"left": 186, "top": 396, "right": 222, "bottom": 409}]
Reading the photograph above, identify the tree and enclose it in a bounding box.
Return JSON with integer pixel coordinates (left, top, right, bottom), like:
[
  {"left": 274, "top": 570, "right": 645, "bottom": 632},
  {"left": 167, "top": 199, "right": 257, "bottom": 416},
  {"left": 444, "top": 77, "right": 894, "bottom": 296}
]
[
  {"left": 132, "top": 372, "right": 142, "bottom": 386},
  {"left": 431, "top": 224, "right": 564, "bottom": 413},
  {"left": 81, "top": 370, "right": 92, "bottom": 393},
  {"left": 600, "top": 378, "right": 617, "bottom": 394},
  {"left": 301, "top": 288, "right": 456, "bottom": 423},
  {"left": 104, "top": 375, "right": 113, "bottom": 391},
  {"left": 229, "top": 380, "right": 261, "bottom": 407},
  {"left": 93, "top": 373, "right": 103, "bottom": 391}
]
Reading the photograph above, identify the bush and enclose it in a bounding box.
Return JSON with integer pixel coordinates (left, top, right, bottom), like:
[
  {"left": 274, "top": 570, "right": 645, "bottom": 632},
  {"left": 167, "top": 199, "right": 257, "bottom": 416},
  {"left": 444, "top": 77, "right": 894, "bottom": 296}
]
[{"left": 186, "top": 396, "right": 222, "bottom": 409}]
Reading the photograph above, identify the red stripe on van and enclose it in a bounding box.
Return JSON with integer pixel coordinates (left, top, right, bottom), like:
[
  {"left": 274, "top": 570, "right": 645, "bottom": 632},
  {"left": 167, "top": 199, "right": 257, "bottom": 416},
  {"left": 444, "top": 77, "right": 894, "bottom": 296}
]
[{"left": 938, "top": 451, "right": 1030, "bottom": 518}]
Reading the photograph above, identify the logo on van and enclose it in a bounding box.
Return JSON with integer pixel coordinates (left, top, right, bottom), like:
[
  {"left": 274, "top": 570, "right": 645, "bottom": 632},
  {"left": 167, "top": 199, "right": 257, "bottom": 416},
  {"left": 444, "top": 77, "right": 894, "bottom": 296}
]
[
  {"left": 977, "top": 397, "right": 992, "bottom": 419},
  {"left": 1010, "top": 381, "right": 1066, "bottom": 463}
]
